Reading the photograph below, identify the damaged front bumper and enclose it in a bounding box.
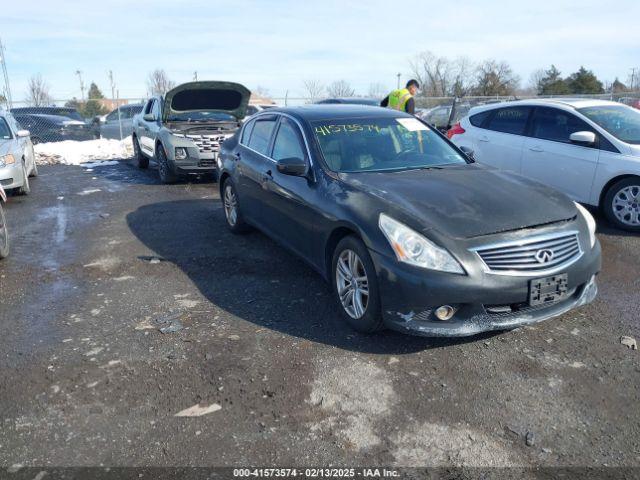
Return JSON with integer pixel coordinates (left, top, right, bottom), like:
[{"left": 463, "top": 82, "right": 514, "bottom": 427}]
[{"left": 369, "top": 241, "right": 601, "bottom": 337}]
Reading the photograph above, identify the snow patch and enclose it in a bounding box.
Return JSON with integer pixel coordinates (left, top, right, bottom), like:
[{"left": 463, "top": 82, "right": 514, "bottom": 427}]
[{"left": 35, "top": 137, "right": 133, "bottom": 165}]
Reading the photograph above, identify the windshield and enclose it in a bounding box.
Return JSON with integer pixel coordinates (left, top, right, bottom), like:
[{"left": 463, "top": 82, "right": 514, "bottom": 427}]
[
  {"left": 578, "top": 105, "right": 640, "bottom": 144},
  {"left": 311, "top": 116, "right": 467, "bottom": 172},
  {"left": 0, "top": 118, "right": 12, "bottom": 140},
  {"left": 166, "top": 111, "right": 236, "bottom": 122}
]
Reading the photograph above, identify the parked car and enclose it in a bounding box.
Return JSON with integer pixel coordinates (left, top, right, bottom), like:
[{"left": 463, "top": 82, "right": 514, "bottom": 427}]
[
  {"left": 416, "top": 103, "right": 471, "bottom": 130},
  {"left": 11, "top": 106, "right": 99, "bottom": 139},
  {"left": 99, "top": 104, "right": 144, "bottom": 140},
  {"left": 132, "top": 81, "right": 250, "bottom": 183},
  {"left": 218, "top": 105, "right": 600, "bottom": 337},
  {"left": 0, "top": 111, "right": 37, "bottom": 195},
  {"left": 316, "top": 97, "right": 380, "bottom": 106},
  {"left": 618, "top": 97, "right": 640, "bottom": 110},
  {"left": 448, "top": 99, "right": 640, "bottom": 231},
  {"left": 0, "top": 184, "right": 8, "bottom": 259},
  {"left": 13, "top": 114, "right": 95, "bottom": 144}
]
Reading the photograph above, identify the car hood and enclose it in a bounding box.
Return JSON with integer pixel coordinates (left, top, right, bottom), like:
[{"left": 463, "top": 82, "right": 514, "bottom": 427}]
[
  {"left": 341, "top": 164, "right": 577, "bottom": 239},
  {"left": 0, "top": 139, "right": 14, "bottom": 156},
  {"left": 162, "top": 81, "right": 251, "bottom": 122}
]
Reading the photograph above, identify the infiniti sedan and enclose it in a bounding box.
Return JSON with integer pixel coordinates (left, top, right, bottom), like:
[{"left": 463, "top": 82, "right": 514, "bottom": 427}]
[{"left": 218, "top": 105, "right": 601, "bottom": 337}]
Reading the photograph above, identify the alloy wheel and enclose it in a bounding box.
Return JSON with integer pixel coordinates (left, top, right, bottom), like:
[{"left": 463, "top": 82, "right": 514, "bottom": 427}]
[
  {"left": 223, "top": 184, "right": 238, "bottom": 227},
  {"left": 335, "top": 249, "right": 369, "bottom": 319},
  {"left": 612, "top": 185, "right": 640, "bottom": 227}
]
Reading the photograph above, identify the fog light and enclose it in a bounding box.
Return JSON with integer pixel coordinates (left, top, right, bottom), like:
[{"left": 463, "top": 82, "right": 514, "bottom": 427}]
[
  {"left": 175, "top": 147, "right": 188, "bottom": 160},
  {"left": 434, "top": 305, "right": 456, "bottom": 321}
]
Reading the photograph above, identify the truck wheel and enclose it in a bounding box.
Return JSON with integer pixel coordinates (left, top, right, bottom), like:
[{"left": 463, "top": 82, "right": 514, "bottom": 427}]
[
  {"left": 156, "top": 144, "right": 178, "bottom": 184},
  {"left": 0, "top": 204, "right": 9, "bottom": 259},
  {"left": 603, "top": 177, "right": 640, "bottom": 232},
  {"left": 133, "top": 136, "right": 149, "bottom": 169}
]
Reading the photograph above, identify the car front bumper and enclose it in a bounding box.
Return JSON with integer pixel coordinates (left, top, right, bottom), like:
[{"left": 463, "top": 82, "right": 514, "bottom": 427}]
[
  {"left": 369, "top": 240, "right": 601, "bottom": 337},
  {"left": 0, "top": 163, "right": 25, "bottom": 190}
]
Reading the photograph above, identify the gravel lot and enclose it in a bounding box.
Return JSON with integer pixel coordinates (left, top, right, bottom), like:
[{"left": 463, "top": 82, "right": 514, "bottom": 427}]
[{"left": 0, "top": 159, "right": 638, "bottom": 470}]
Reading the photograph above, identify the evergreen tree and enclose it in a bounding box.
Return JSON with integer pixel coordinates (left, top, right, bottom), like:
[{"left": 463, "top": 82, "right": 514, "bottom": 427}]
[
  {"left": 537, "top": 65, "right": 570, "bottom": 95},
  {"left": 80, "top": 82, "right": 108, "bottom": 118},
  {"left": 565, "top": 67, "right": 604, "bottom": 94}
]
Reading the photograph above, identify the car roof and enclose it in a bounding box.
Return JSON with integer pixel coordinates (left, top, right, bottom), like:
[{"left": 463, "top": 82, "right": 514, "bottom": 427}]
[
  {"left": 15, "top": 113, "right": 77, "bottom": 122},
  {"left": 468, "top": 98, "right": 622, "bottom": 115},
  {"left": 262, "top": 105, "right": 406, "bottom": 122}
]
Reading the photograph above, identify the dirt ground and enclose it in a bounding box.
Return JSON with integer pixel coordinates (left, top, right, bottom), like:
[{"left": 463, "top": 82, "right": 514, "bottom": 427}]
[{"left": 0, "top": 160, "right": 638, "bottom": 472}]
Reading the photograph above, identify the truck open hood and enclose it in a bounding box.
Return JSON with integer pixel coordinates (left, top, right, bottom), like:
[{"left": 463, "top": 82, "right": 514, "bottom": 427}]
[{"left": 162, "top": 81, "right": 251, "bottom": 122}]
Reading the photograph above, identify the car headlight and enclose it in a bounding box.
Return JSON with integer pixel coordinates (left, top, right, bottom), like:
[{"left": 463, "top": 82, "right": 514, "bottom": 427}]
[
  {"left": 0, "top": 154, "right": 15, "bottom": 168},
  {"left": 575, "top": 202, "right": 596, "bottom": 248},
  {"left": 379, "top": 213, "right": 464, "bottom": 274}
]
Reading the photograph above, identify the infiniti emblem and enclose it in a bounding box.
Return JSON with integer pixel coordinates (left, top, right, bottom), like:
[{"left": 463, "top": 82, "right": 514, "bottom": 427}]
[{"left": 535, "top": 249, "right": 555, "bottom": 264}]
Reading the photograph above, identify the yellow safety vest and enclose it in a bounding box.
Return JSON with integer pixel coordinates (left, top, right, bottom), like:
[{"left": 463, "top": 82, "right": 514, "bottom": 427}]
[{"left": 387, "top": 88, "right": 412, "bottom": 111}]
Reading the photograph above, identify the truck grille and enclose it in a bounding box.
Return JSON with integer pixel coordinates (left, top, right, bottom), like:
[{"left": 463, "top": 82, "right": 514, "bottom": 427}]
[
  {"left": 473, "top": 232, "right": 582, "bottom": 274},
  {"left": 186, "top": 134, "right": 225, "bottom": 154}
]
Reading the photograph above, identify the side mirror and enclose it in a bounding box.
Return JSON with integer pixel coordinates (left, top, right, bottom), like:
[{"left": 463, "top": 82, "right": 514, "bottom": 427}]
[
  {"left": 570, "top": 131, "right": 596, "bottom": 145},
  {"left": 276, "top": 157, "right": 308, "bottom": 177},
  {"left": 459, "top": 145, "right": 475, "bottom": 160},
  {"left": 16, "top": 129, "right": 30, "bottom": 138},
  {"left": 143, "top": 113, "right": 155, "bottom": 122}
]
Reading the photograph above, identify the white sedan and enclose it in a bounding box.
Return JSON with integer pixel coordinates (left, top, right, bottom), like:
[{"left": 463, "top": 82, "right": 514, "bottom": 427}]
[
  {"left": 449, "top": 99, "right": 640, "bottom": 231},
  {"left": 0, "top": 110, "right": 37, "bottom": 195}
]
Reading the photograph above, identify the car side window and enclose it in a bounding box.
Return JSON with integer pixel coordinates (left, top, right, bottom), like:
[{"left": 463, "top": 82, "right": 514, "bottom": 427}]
[
  {"left": 106, "top": 110, "right": 119, "bottom": 122},
  {"left": 485, "top": 107, "right": 531, "bottom": 135},
  {"left": 469, "top": 110, "right": 491, "bottom": 127},
  {"left": 247, "top": 117, "right": 277, "bottom": 155},
  {"left": 240, "top": 119, "right": 255, "bottom": 145},
  {"left": 271, "top": 118, "right": 305, "bottom": 161},
  {"left": 0, "top": 118, "right": 12, "bottom": 140},
  {"left": 144, "top": 100, "right": 155, "bottom": 115},
  {"left": 151, "top": 100, "right": 160, "bottom": 119},
  {"left": 529, "top": 107, "right": 595, "bottom": 145}
]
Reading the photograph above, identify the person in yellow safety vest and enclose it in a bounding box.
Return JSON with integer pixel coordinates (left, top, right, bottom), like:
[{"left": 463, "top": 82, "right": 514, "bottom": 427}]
[{"left": 380, "top": 79, "right": 420, "bottom": 114}]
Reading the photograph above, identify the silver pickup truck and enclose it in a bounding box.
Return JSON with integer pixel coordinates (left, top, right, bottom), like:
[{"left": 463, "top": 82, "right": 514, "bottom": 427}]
[{"left": 132, "top": 81, "right": 250, "bottom": 183}]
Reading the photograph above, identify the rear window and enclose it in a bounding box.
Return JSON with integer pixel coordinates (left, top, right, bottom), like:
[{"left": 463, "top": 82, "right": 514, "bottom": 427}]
[
  {"left": 469, "top": 110, "right": 491, "bottom": 127},
  {"left": 485, "top": 107, "right": 531, "bottom": 135},
  {"left": 247, "top": 117, "right": 277, "bottom": 155}
]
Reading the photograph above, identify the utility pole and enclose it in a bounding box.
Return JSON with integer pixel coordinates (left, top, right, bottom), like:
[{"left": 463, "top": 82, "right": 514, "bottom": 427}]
[
  {"left": 76, "top": 70, "right": 85, "bottom": 101},
  {"left": 631, "top": 68, "right": 637, "bottom": 91},
  {"left": 0, "top": 37, "right": 13, "bottom": 109},
  {"left": 193, "top": 71, "right": 198, "bottom": 81},
  {"left": 396, "top": 73, "right": 401, "bottom": 89}
]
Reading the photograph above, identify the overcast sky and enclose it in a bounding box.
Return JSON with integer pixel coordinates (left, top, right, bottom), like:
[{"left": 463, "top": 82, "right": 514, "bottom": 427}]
[{"left": 2, "top": 0, "right": 639, "bottom": 101}]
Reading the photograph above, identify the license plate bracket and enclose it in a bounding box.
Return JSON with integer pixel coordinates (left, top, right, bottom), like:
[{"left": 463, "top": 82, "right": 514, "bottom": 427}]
[{"left": 529, "top": 274, "right": 568, "bottom": 306}]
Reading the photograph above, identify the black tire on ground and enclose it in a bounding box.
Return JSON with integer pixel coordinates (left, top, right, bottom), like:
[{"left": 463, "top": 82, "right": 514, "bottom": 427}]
[
  {"left": 221, "top": 178, "right": 251, "bottom": 234},
  {"left": 0, "top": 204, "right": 9, "bottom": 259},
  {"left": 331, "top": 235, "right": 384, "bottom": 333},
  {"left": 16, "top": 161, "right": 31, "bottom": 196},
  {"left": 29, "top": 160, "right": 38, "bottom": 178},
  {"left": 156, "top": 143, "right": 177, "bottom": 184},
  {"left": 603, "top": 177, "right": 640, "bottom": 232},
  {"left": 133, "top": 136, "right": 149, "bottom": 169}
]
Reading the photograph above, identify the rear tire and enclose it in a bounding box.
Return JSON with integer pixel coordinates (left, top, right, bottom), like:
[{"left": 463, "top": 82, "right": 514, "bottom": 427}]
[
  {"left": 133, "top": 136, "right": 149, "bottom": 169},
  {"left": 603, "top": 177, "right": 640, "bottom": 232},
  {"left": 29, "top": 161, "right": 38, "bottom": 178},
  {"left": 16, "top": 161, "right": 31, "bottom": 196},
  {"left": 156, "top": 143, "right": 177, "bottom": 184},
  {"left": 331, "top": 236, "right": 384, "bottom": 333},
  {"left": 222, "top": 179, "right": 251, "bottom": 234},
  {"left": 0, "top": 204, "right": 9, "bottom": 259}
]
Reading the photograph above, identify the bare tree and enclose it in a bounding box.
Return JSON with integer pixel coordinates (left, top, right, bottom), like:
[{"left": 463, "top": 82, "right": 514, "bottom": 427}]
[
  {"left": 527, "top": 69, "right": 546, "bottom": 94},
  {"left": 472, "top": 60, "right": 520, "bottom": 96},
  {"left": 25, "top": 74, "right": 53, "bottom": 107},
  {"left": 147, "top": 69, "right": 176, "bottom": 96},
  {"left": 327, "top": 80, "right": 356, "bottom": 98},
  {"left": 450, "top": 57, "right": 475, "bottom": 97},
  {"left": 302, "top": 79, "right": 325, "bottom": 102},
  {"left": 409, "top": 51, "right": 454, "bottom": 97},
  {"left": 367, "top": 82, "right": 387, "bottom": 99}
]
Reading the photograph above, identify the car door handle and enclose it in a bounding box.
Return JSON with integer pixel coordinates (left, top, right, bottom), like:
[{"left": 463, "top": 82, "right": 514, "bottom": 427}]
[
  {"left": 479, "top": 135, "right": 489, "bottom": 142},
  {"left": 262, "top": 169, "right": 272, "bottom": 181},
  {"left": 529, "top": 146, "right": 544, "bottom": 152}
]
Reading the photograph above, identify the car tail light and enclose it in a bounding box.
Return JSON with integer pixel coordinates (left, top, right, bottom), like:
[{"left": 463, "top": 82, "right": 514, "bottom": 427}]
[{"left": 447, "top": 122, "right": 465, "bottom": 139}]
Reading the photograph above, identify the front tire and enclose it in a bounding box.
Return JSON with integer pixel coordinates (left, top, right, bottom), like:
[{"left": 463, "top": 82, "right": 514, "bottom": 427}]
[
  {"left": 133, "top": 136, "right": 149, "bottom": 169},
  {"left": 222, "top": 179, "right": 250, "bottom": 234},
  {"left": 156, "top": 143, "right": 177, "bottom": 184},
  {"left": 331, "top": 236, "right": 384, "bottom": 333},
  {"left": 0, "top": 204, "right": 9, "bottom": 259},
  {"left": 29, "top": 161, "right": 38, "bottom": 178},
  {"left": 603, "top": 177, "right": 640, "bottom": 232},
  {"left": 16, "top": 161, "right": 31, "bottom": 196}
]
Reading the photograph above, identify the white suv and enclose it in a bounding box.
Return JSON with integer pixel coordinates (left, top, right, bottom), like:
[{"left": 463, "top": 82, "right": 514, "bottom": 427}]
[{"left": 449, "top": 99, "right": 640, "bottom": 231}]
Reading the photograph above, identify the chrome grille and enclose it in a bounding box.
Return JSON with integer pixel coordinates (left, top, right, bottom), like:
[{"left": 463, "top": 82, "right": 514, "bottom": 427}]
[
  {"left": 186, "top": 134, "right": 225, "bottom": 154},
  {"left": 473, "top": 232, "right": 582, "bottom": 274}
]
